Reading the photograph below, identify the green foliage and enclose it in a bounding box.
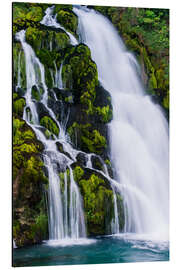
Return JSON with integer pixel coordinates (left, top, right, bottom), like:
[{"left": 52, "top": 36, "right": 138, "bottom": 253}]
[
  {"left": 53, "top": 4, "right": 73, "bottom": 14},
  {"left": 32, "top": 213, "right": 48, "bottom": 239},
  {"left": 56, "top": 10, "right": 78, "bottom": 34},
  {"left": 81, "top": 130, "right": 107, "bottom": 154},
  {"left": 13, "top": 116, "right": 48, "bottom": 247},
  {"left": 40, "top": 116, "right": 59, "bottom": 137},
  {"left": 31, "top": 85, "right": 43, "bottom": 101},
  {"left": 68, "top": 122, "right": 107, "bottom": 154},
  {"left": 62, "top": 44, "right": 98, "bottom": 114},
  {"left": 95, "top": 105, "right": 113, "bottom": 123},
  {"left": 26, "top": 6, "right": 43, "bottom": 22},
  {"left": 13, "top": 98, "right": 26, "bottom": 117},
  {"left": 79, "top": 174, "right": 113, "bottom": 235},
  {"left": 73, "top": 166, "right": 84, "bottom": 183}
]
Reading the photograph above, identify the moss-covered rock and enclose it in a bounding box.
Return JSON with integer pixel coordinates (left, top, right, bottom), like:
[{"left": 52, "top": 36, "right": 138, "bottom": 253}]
[
  {"left": 68, "top": 122, "right": 107, "bottom": 155},
  {"left": 56, "top": 9, "right": 78, "bottom": 35},
  {"left": 31, "top": 85, "right": 43, "bottom": 101},
  {"left": 62, "top": 44, "right": 98, "bottom": 106},
  {"left": 13, "top": 116, "right": 48, "bottom": 247},
  {"left": 77, "top": 172, "right": 115, "bottom": 235},
  {"left": 13, "top": 97, "right": 26, "bottom": 117},
  {"left": 40, "top": 116, "right": 59, "bottom": 137},
  {"left": 25, "top": 26, "right": 70, "bottom": 54}
]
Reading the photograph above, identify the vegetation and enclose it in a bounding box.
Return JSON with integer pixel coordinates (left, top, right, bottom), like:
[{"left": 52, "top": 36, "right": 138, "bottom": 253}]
[
  {"left": 40, "top": 116, "right": 59, "bottom": 137},
  {"left": 13, "top": 117, "right": 48, "bottom": 246}
]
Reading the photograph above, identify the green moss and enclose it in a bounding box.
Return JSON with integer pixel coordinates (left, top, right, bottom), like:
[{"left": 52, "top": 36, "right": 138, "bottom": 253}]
[
  {"left": 26, "top": 6, "right": 43, "bottom": 22},
  {"left": 26, "top": 27, "right": 44, "bottom": 51},
  {"left": 40, "top": 116, "right": 59, "bottom": 137},
  {"left": 31, "top": 85, "right": 43, "bottom": 101},
  {"left": 73, "top": 166, "right": 84, "bottom": 183},
  {"left": 163, "top": 92, "right": 169, "bottom": 110},
  {"left": 156, "top": 69, "right": 164, "bottom": 89},
  {"left": 62, "top": 44, "right": 98, "bottom": 111},
  {"left": 68, "top": 122, "right": 107, "bottom": 154},
  {"left": 13, "top": 115, "right": 48, "bottom": 247},
  {"left": 95, "top": 105, "right": 113, "bottom": 123},
  {"left": 82, "top": 130, "right": 107, "bottom": 154},
  {"left": 65, "top": 95, "right": 73, "bottom": 103},
  {"left": 13, "top": 98, "right": 26, "bottom": 117},
  {"left": 31, "top": 213, "right": 48, "bottom": 240},
  {"left": 13, "top": 93, "right": 18, "bottom": 100},
  {"left": 56, "top": 10, "right": 78, "bottom": 34},
  {"left": 13, "top": 44, "right": 26, "bottom": 89},
  {"left": 53, "top": 4, "right": 73, "bottom": 14},
  {"left": 79, "top": 174, "right": 114, "bottom": 235}
]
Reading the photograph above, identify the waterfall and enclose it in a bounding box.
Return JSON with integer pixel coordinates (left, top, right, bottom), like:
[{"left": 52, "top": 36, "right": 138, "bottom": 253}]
[
  {"left": 40, "top": 6, "right": 78, "bottom": 46},
  {"left": 74, "top": 6, "right": 169, "bottom": 239},
  {"left": 16, "top": 29, "right": 86, "bottom": 243}
]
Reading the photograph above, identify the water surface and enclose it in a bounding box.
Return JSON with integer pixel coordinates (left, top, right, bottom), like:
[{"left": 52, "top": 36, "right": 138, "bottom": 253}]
[{"left": 13, "top": 234, "right": 169, "bottom": 267}]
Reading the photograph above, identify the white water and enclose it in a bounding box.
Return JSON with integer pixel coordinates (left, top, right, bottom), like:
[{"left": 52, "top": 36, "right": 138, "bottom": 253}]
[
  {"left": 74, "top": 7, "right": 169, "bottom": 240},
  {"left": 41, "top": 6, "right": 78, "bottom": 46},
  {"left": 16, "top": 30, "right": 86, "bottom": 242}
]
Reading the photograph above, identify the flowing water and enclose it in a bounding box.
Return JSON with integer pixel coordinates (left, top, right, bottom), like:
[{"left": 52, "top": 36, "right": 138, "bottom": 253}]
[
  {"left": 73, "top": 6, "right": 169, "bottom": 240},
  {"left": 16, "top": 29, "right": 86, "bottom": 243},
  {"left": 13, "top": 5, "right": 169, "bottom": 265}
]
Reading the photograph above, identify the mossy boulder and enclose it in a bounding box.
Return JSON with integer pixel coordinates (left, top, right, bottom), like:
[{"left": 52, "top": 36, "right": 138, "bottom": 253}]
[
  {"left": 56, "top": 10, "right": 78, "bottom": 35},
  {"left": 13, "top": 116, "right": 48, "bottom": 247},
  {"left": 13, "top": 96, "right": 26, "bottom": 117},
  {"left": 62, "top": 44, "right": 98, "bottom": 107},
  {"left": 40, "top": 116, "right": 59, "bottom": 137},
  {"left": 76, "top": 170, "right": 123, "bottom": 235},
  {"left": 68, "top": 122, "right": 107, "bottom": 155},
  {"left": 25, "top": 26, "right": 70, "bottom": 54}
]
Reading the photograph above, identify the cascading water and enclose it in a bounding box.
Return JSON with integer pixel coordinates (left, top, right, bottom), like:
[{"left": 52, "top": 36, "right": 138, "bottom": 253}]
[
  {"left": 74, "top": 6, "right": 169, "bottom": 240},
  {"left": 40, "top": 6, "right": 78, "bottom": 46},
  {"left": 16, "top": 29, "right": 86, "bottom": 243}
]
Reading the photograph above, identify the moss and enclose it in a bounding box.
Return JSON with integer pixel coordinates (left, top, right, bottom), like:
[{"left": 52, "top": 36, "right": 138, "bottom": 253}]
[
  {"left": 40, "top": 116, "right": 59, "bottom": 137},
  {"left": 64, "top": 95, "right": 73, "bottom": 104},
  {"left": 53, "top": 4, "right": 73, "bottom": 14},
  {"left": 13, "top": 115, "right": 48, "bottom": 247},
  {"left": 73, "top": 166, "right": 84, "bottom": 183},
  {"left": 68, "top": 122, "right": 107, "bottom": 155},
  {"left": 30, "top": 213, "right": 48, "bottom": 241},
  {"left": 156, "top": 69, "right": 164, "bottom": 89},
  {"left": 44, "top": 129, "right": 55, "bottom": 140},
  {"left": 95, "top": 105, "right": 113, "bottom": 123},
  {"left": 31, "top": 85, "right": 43, "bottom": 101},
  {"left": 13, "top": 44, "right": 26, "bottom": 90},
  {"left": 56, "top": 10, "right": 78, "bottom": 34},
  {"left": 79, "top": 174, "right": 114, "bottom": 235},
  {"left": 26, "top": 27, "right": 44, "bottom": 51},
  {"left": 81, "top": 130, "right": 107, "bottom": 154},
  {"left": 162, "top": 91, "right": 169, "bottom": 110},
  {"left": 26, "top": 25, "right": 70, "bottom": 55},
  {"left": 62, "top": 44, "right": 98, "bottom": 109},
  {"left": 148, "top": 72, "right": 158, "bottom": 90},
  {"left": 26, "top": 6, "right": 43, "bottom": 22},
  {"left": 13, "top": 98, "right": 26, "bottom": 117}
]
